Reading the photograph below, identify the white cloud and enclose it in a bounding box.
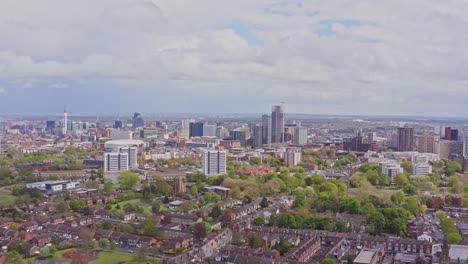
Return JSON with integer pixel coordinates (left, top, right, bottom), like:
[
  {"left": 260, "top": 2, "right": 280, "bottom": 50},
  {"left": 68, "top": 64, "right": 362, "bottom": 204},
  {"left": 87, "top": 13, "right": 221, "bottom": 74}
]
[
  {"left": 0, "top": 0, "right": 467, "bottom": 115},
  {"left": 0, "top": 87, "right": 5, "bottom": 94}
]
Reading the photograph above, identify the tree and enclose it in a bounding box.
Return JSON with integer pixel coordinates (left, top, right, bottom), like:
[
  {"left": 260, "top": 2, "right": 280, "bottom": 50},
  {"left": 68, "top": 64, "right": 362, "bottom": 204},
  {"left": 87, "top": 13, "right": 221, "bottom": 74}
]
[
  {"left": 210, "top": 205, "right": 222, "bottom": 219},
  {"left": 260, "top": 197, "right": 269, "bottom": 208},
  {"left": 253, "top": 217, "right": 266, "bottom": 226},
  {"left": 101, "top": 220, "right": 113, "bottom": 230},
  {"left": 403, "top": 196, "right": 420, "bottom": 216},
  {"left": 190, "top": 185, "right": 198, "bottom": 195},
  {"left": 401, "top": 161, "right": 412, "bottom": 174},
  {"left": 403, "top": 184, "right": 417, "bottom": 195},
  {"left": 99, "top": 239, "right": 109, "bottom": 249},
  {"left": 448, "top": 232, "right": 463, "bottom": 244},
  {"left": 118, "top": 171, "right": 140, "bottom": 190},
  {"left": 446, "top": 161, "right": 461, "bottom": 176},
  {"left": 151, "top": 200, "right": 161, "bottom": 214},
  {"left": 193, "top": 223, "right": 207, "bottom": 241},
  {"left": 140, "top": 219, "right": 159, "bottom": 237},
  {"left": 436, "top": 210, "right": 446, "bottom": 220},
  {"left": 248, "top": 235, "right": 264, "bottom": 249},
  {"left": 163, "top": 196, "right": 170, "bottom": 204},
  {"left": 367, "top": 211, "right": 385, "bottom": 236},
  {"left": 110, "top": 240, "right": 117, "bottom": 250},
  {"left": 275, "top": 239, "right": 293, "bottom": 255},
  {"left": 78, "top": 229, "right": 95, "bottom": 248},
  {"left": 394, "top": 173, "right": 408, "bottom": 187},
  {"left": 103, "top": 181, "right": 114, "bottom": 192},
  {"left": 230, "top": 186, "right": 241, "bottom": 199}
]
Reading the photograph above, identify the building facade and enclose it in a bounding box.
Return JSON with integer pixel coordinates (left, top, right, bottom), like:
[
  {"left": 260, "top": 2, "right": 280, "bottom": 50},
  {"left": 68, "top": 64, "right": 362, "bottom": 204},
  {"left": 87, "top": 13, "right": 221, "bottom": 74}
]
[
  {"left": 202, "top": 150, "right": 227, "bottom": 176},
  {"left": 398, "top": 127, "right": 414, "bottom": 152}
]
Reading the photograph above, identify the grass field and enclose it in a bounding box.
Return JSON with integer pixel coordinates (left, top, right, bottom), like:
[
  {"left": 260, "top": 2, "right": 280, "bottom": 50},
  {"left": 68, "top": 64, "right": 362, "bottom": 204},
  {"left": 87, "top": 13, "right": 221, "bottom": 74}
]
[
  {"left": 114, "top": 199, "right": 152, "bottom": 214},
  {"left": 89, "top": 251, "right": 160, "bottom": 264},
  {"left": 0, "top": 186, "right": 16, "bottom": 206}
]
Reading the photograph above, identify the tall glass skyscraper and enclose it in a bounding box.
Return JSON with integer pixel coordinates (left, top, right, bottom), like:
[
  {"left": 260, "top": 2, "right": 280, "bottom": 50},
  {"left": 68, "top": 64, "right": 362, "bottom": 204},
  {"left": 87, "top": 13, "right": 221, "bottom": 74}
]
[{"left": 271, "top": 105, "right": 285, "bottom": 143}]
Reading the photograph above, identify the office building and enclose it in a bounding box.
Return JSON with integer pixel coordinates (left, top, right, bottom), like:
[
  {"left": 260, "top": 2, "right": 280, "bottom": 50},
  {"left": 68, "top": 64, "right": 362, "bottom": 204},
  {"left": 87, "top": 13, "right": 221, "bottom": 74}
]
[
  {"left": 203, "top": 124, "right": 216, "bottom": 137},
  {"left": 445, "top": 127, "right": 459, "bottom": 141},
  {"left": 230, "top": 130, "right": 246, "bottom": 141},
  {"left": 413, "top": 163, "right": 432, "bottom": 175},
  {"left": 416, "top": 135, "right": 439, "bottom": 154},
  {"left": 111, "top": 130, "right": 133, "bottom": 140},
  {"left": 132, "top": 113, "right": 144, "bottom": 128},
  {"left": 438, "top": 140, "right": 464, "bottom": 160},
  {"left": 284, "top": 148, "right": 301, "bottom": 167},
  {"left": 189, "top": 122, "right": 204, "bottom": 138},
  {"left": 367, "top": 132, "right": 376, "bottom": 144},
  {"left": 398, "top": 127, "right": 414, "bottom": 152},
  {"left": 62, "top": 107, "right": 68, "bottom": 134},
  {"left": 294, "top": 127, "right": 308, "bottom": 145},
  {"left": 114, "top": 120, "right": 123, "bottom": 129},
  {"left": 46, "top": 121, "right": 55, "bottom": 132},
  {"left": 381, "top": 163, "right": 403, "bottom": 178},
  {"left": 202, "top": 150, "right": 227, "bottom": 176},
  {"left": 262, "top": 114, "right": 271, "bottom": 145},
  {"left": 271, "top": 105, "right": 285, "bottom": 143},
  {"left": 216, "top": 126, "right": 230, "bottom": 139}
]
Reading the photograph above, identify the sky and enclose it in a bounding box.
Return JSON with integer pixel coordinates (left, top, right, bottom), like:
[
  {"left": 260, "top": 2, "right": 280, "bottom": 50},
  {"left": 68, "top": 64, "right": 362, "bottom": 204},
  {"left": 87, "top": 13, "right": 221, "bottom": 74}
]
[{"left": 0, "top": 0, "right": 468, "bottom": 117}]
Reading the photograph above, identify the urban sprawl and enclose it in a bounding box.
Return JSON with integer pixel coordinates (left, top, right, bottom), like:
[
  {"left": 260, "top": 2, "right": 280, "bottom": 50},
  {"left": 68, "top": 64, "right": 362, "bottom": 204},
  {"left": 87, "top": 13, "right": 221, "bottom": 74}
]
[{"left": 0, "top": 106, "right": 468, "bottom": 264}]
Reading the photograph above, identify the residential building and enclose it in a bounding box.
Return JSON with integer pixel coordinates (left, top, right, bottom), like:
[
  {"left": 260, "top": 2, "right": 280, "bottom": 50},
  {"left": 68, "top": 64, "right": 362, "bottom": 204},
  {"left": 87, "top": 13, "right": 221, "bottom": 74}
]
[
  {"left": 104, "top": 146, "right": 137, "bottom": 172},
  {"left": 284, "top": 148, "right": 301, "bottom": 167},
  {"left": 202, "top": 150, "right": 227, "bottom": 176},
  {"left": 104, "top": 152, "right": 129, "bottom": 172},
  {"left": 416, "top": 135, "right": 439, "bottom": 154},
  {"left": 253, "top": 125, "right": 263, "bottom": 148},
  {"left": 262, "top": 114, "right": 271, "bottom": 145},
  {"left": 398, "top": 127, "right": 414, "bottom": 151}
]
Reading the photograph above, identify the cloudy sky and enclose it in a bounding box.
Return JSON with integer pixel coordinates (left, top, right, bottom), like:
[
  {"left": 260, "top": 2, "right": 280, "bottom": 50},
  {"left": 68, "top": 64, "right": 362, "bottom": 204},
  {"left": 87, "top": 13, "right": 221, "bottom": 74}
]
[{"left": 0, "top": 0, "right": 467, "bottom": 116}]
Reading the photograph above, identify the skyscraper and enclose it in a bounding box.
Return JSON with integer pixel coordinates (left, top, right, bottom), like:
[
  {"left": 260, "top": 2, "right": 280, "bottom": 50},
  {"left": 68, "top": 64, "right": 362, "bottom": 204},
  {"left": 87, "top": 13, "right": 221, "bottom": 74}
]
[
  {"left": 132, "top": 113, "right": 144, "bottom": 128},
  {"left": 202, "top": 149, "right": 227, "bottom": 176},
  {"left": 271, "top": 105, "right": 285, "bottom": 143},
  {"left": 114, "top": 120, "right": 123, "bottom": 129},
  {"left": 62, "top": 106, "right": 68, "bottom": 135},
  {"left": 398, "top": 127, "right": 414, "bottom": 152},
  {"left": 254, "top": 125, "right": 263, "bottom": 148},
  {"left": 261, "top": 114, "right": 271, "bottom": 145},
  {"left": 46, "top": 120, "right": 55, "bottom": 132},
  {"left": 445, "top": 127, "right": 459, "bottom": 141},
  {"left": 189, "top": 122, "right": 204, "bottom": 138}
]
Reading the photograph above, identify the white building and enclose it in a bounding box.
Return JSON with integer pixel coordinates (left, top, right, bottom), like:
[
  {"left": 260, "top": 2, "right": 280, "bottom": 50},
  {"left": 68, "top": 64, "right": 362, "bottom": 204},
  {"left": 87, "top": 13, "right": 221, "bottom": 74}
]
[
  {"left": 104, "top": 152, "right": 129, "bottom": 172},
  {"left": 413, "top": 163, "right": 432, "bottom": 175},
  {"left": 380, "top": 162, "right": 403, "bottom": 178},
  {"left": 111, "top": 130, "right": 133, "bottom": 140},
  {"left": 203, "top": 124, "right": 216, "bottom": 137},
  {"left": 202, "top": 150, "right": 227, "bottom": 176}
]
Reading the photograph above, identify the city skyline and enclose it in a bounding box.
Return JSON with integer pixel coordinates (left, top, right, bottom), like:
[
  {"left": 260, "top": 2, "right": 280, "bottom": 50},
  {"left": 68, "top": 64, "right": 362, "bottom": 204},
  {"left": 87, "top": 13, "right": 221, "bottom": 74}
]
[{"left": 0, "top": 1, "right": 468, "bottom": 116}]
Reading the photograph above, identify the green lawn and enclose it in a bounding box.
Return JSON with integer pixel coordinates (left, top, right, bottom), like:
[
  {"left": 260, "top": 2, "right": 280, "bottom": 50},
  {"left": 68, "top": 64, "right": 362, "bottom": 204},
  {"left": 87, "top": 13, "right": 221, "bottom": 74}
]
[
  {"left": 89, "top": 250, "right": 161, "bottom": 264},
  {"left": 114, "top": 199, "right": 152, "bottom": 214},
  {"left": 0, "top": 191, "right": 16, "bottom": 206}
]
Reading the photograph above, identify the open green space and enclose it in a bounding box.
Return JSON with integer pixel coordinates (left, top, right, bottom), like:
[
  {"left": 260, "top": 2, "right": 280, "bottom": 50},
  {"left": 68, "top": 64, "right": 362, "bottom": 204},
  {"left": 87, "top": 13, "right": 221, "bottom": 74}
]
[
  {"left": 0, "top": 187, "right": 16, "bottom": 206},
  {"left": 89, "top": 250, "right": 160, "bottom": 264},
  {"left": 113, "top": 199, "right": 152, "bottom": 214}
]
